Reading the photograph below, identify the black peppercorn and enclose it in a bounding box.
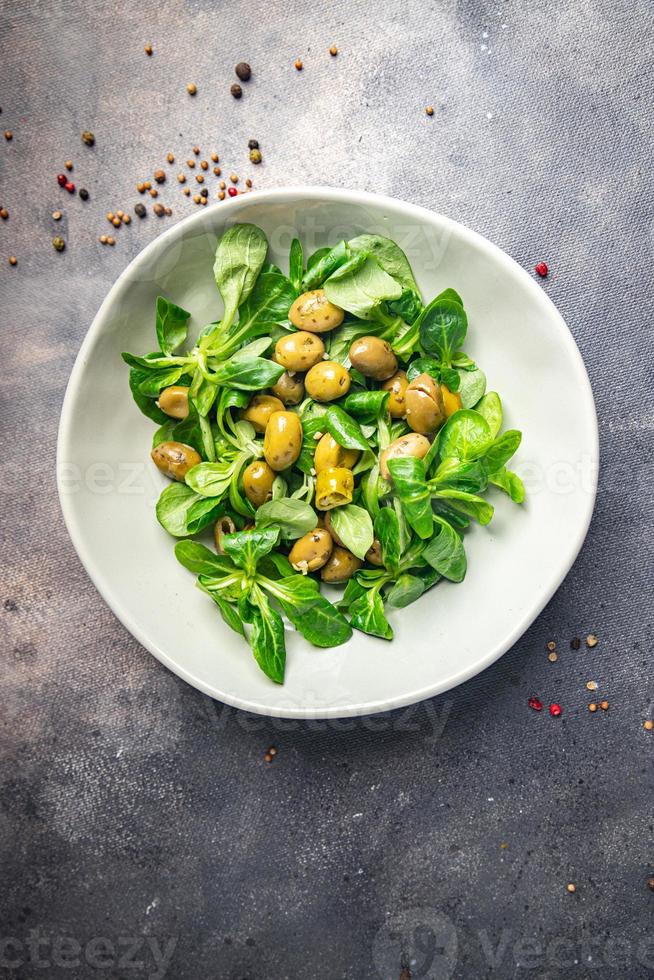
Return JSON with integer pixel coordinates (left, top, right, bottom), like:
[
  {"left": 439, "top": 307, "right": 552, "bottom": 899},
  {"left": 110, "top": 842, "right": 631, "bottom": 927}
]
[
  {"left": 235, "top": 62, "right": 251, "bottom": 81},
  {"left": 570, "top": 637, "right": 581, "bottom": 650},
  {"left": 200, "top": 187, "right": 208, "bottom": 197},
  {"left": 81, "top": 130, "right": 95, "bottom": 146},
  {"left": 248, "top": 139, "right": 259, "bottom": 150},
  {"left": 134, "top": 203, "right": 146, "bottom": 218},
  {"left": 230, "top": 83, "right": 242, "bottom": 99},
  {"left": 78, "top": 188, "right": 89, "bottom": 201}
]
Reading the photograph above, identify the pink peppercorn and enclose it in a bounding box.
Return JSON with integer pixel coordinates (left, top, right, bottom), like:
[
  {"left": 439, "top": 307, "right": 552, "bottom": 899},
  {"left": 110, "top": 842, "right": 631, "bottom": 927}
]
[
  {"left": 228, "top": 187, "right": 238, "bottom": 197},
  {"left": 549, "top": 703, "right": 562, "bottom": 717},
  {"left": 57, "top": 174, "right": 67, "bottom": 187},
  {"left": 535, "top": 262, "right": 549, "bottom": 278},
  {"left": 528, "top": 696, "right": 543, "bottom": 711},
  {"left": 64, "top": 181, "right": 75, "bottom": 193}
]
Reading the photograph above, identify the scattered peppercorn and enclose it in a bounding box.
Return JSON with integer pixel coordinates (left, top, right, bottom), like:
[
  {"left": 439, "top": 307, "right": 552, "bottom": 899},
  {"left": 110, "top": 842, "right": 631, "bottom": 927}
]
[
  {"left": 248, "top": 139, "right": 259, "bottom": 150},
  {"left": 535, "top": 261, "right": 548, "bottom": 277},
  {"left": 4, "top": 131, "right": 13, "bottom": 141},
  {"left": 549, "top": 703, "right": 562, "bottom": 717},
  {"left": 230, "top": 174, "right": 238, "bottom": 183},
  {"left": 135, "top": 203, "right": 146, "bottom": 218},
  {"left": 213, "top": 166, "right": 221, "bottom": 176},
  {"left": 586, "top": 680, "right": 598, "bottom": 691},
  {"left": 548, "top": 651, "right": 558, "bottom": 662},
  {"left": 426, "top": 106, "right": 434, "bottom": 116},
  {"left": 123, "top": 214, "right": 131, "bottom": 224},
  {"left": 546, "top": 640, "right": 556, "bottom": 651},
  {"left": 235, "top": 62, "right": 251, "bottom": 81},
  {"left": 571, "top": 637, "right": 581, "bottom": 650},
  {"left": 64, "top": 160, "right": 73, "bottom": 171},
  {"left": 527, "top": 696, "right": 543, "bottom": 711},
  {"left": 200, "top": 160, "right": 208, "bottom": 170},
  {"left": 166, "top": 152, "right": 174, "bottom": 163},
  {"left": 144, "top": 43, "right": 153, "bottom": 56},
  {"left": 144, "top": 181, "right": 152, "bottom": 189},
  {"left": 81, "top": 130, "right": 95, "bottom": 146},
  {"left": 245, "top": 178, "right": 252, "bottom": 188},
  {"left": 9, "top": 255, "right": 17, "bottom": 265},
  {"left": 107, "top": 236, "right": 115, "bottom": 246},
  {"left": 567, "top": 883, "right": 576, "bottom": 894},
  {"left": 218, "top": 190, "right": 225, "bottom": 200},
  {"left": 249, "top": 148, "right": 262, "bottom": 164},
  {"left": 647, "top": 876, "right": 654, "bottom": 890},
  {"left": 65, "top": 181, "right": 75, "bottom": 193},
  {"left": 231, "top": 83, "right": 243, "bottom": 99},
  {"left": 295, "top": 59, "right": 303, "bottom": 70},
  {"left": 99, "top": 235, "right": 108, "bottom": 244},
  {"left": 211, "top": 151, "right": 219, "bottom": 162},
  {"left": 600, "top": 699, "right": 609, "bottom": 711},
  {"left": 329, "top": 45, "right": 338, "bottom": 56},
  {"left": 52, "top": 210, "right": 62, "bottom": 220},
  {"left": 228, "top": 187, "right": 238, "bottom": 197},
  {"left": 219, "top": 180, "right": 226, "bottom": 189},
  {"left": 186, "top": 83, "right": 197, "bottom": 95},
  {"left": 187, "top": 158, "right": 195, "bottom": 168},
  {"left": 0, "top": 207, "right": 8, "bottom": 220},
  {"left": 164, "top": 206, "right": 172, "bottom": 215},
  {"left": 200, "top": 187, "right": 208, "bottom": 197},
  {"left": 137, "top": 182, "right": 146, "bottom": 193},
  {"left": 57, "top": 173, "right": 67, "bottom": 187},
  {"left": 193, "top": 194, "right": 201, "bottom": 204},
  {"left": 586, "top": 634, "right": 598, "bottom": 648},
  {"left": 52, "top": 236, "right": 65, "bottom": 252},
  {"left": 78, "top": 188, "right": 89, "bottom": 201},
  {"left": 588, "top": 702, "right": 597, "bottom": 712},
  {"left": 112, "top": 217, "right": 121, "bottom": 228},
  {"left": 183, "top": 187, "right": 190, "bottom": 196},
  {"left": 153, "top": 202, "right": 165, "bottom": 216},
  {"left": 153, "top": 168, "right": 166, "bottom": 183},
  {"left": 149, "top": 188, "right": 158, "bottom": 198},
  {"left": 644, "top": 720, "right": 653, "bottom": 732},
  {"left": 195, "top": 174, "right": 204, "bottom": 184},
  {"left": 264, "top": 753, "right": 273, "bottom": 763}
]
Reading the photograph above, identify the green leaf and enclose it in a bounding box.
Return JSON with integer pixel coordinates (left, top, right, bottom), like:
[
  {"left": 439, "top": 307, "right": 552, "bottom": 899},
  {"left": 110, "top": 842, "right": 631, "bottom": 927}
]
[
  {"left": 432, "top": 489, "right": 494, "bottom": 525},
  {"left": 374, "top": 507, "right": 401, "bottom": 574},
  {"left": 475, "top": 392, "right": 502, "bottom": 438},
  {"left": 263, "top": 575, "right": 352, "bottom": 648},
  {"left": 128, "top": 367, "right": 169, "bottom": 423},
  {"left": 343, "top": 390, "right": 390, "bottom": 422},
  {"left": 387, "top": 456, "right": 433, "bottom": 539},
  {"left": 456, "top": 367, "right": 486, "bottom": 408},
  {"left": 347, "top": 234, "right": 419, "bottom": 292},
  {"left": 213, "top": 223, "right": 268, "bottom": 330},
  {"left": 156, "top": 296, "right": 191, "bottom": 355},
  {"left": 328, "top": 504, "right": 374, "bottom": 560},
  {"left": 301, "top": 241, "right": 349, "bottom": 290},
  {"left": 422, "top": 516, "right": 467, "bottom": 582},
  {"left": 185, "top": 458, "right": 239, "bottom": 498},
  {"left": 324, "top": 255, "right": 402, "bottom": 320},
  {"left": 348, "top": 588, "right": 393, "bottom": 640},
  {"left": 325, "top": 405, "right": 370, "bottom": 452},
  {"left": 237, "top": 266, "right": 297, "bottom": 332},
  {"left": 248, "top": 587, "right": 286, "bottom": 683},
  {"left": 207, "top": 593, "right": 246, "bottom": 637},
  {"left": 418, "top": 298, "right": 468, "bottom": 364},
  {"left": 223, "top": 527, "right": 280, "bottom": 575},
  {"left": 385, "top": 573, "right": 427, "bottom": 608},
  {"left": 289, "top": 238, "right": 303, "bottom": 291},
  {"left": 489, "top": 466, "right": 526, "bottom": 503},
  {"left": 484, "top": 430, "right": 522, "bottom": 473},
  {"left": 186, "top": 495, "right": 228, "bottom": 535},
  {"left": 255, "top": 498, "right": 318, "bottom": 540},
  {"left": 388, "top": 288, "right": 423, "bottom": 324},
  {"left": 175, "top": 541, "right": 236, "bottom": 576},
  {"left": 430, "top": 457, "right": 489, "bottom": 494},
  {"left": 438, "top": 409, "right": 492, "bottom": 461},
  {"left": 156, "top": 482, "right": 222, "bottom": 537},
  {"left": 212, "top": 354, "right": 285, "bottom": 390}
]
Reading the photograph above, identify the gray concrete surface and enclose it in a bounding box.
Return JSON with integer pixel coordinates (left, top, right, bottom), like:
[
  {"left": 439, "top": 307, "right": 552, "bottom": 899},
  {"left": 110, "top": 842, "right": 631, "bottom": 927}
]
[{"left": 1, "top": 0, "right": 653, "bottom": 977}]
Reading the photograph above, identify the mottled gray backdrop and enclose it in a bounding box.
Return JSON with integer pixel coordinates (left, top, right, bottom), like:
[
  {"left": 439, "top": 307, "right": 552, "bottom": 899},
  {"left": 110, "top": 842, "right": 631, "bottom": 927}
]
[{"left": 1, "top": 0, "right": 653, "bottom": 977}]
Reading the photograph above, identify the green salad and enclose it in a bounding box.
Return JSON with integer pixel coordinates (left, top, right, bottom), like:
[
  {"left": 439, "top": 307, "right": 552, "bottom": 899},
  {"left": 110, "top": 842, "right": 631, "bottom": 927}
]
[{"left": 122, "top": 224, "right": 525, "bottom": 684}]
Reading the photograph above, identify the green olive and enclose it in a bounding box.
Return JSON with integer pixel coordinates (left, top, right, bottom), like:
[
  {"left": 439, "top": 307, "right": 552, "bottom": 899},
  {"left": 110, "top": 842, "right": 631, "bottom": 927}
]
[
  {"left": 151, "top": 441, "right": 202, "bottom": 481},
  {"left": 263, "top": 411, "right": 303, "bottom": 471},
  {"left": 214, "top": 515, "right": 236, "bottom": 553},
  {"left": 305, "top": 361, "right": 351, "bottom": 402},
  {"left": 274, "top": 331, "right": 325, "bottom": 372},
  {"left": 158, "top": 385, "right": 190, "bottom": 419},
  {"left": 405, "top": 373, "right": 446, "bottom": 434},
  {"left": 380, "top": 432, "right": 431, "bottom": 481},
  {"left": 441, "top": 383, "right": 463, "bottom": 418},
  {"left": 241, "top": 394, "right": 285, "bottom": 433},
  {"left": 366, "top": 538, "right": 384, "bottom": 566},
  {"left": 315, "top": 466, "right": 354, "bottom": 510},
  {"left": 320, "top": 546, "right": 362, "bottom": 583},
  {"left": 288, "top": 289, "right": 344, "bottom": 333},
  {"left": 314, "top": 432, "right": 360, "bottom": 473},
  {"left": 348, "top": 336, "right": 398, "bottom": 381},
  {"left": 288, "top": 528, "right": 334, "bottom": 573},
  {"left": 242, "top": 459, "right": 276, "bottom": 507},
  {"left": 382, "top": 370, "right": 408, "bottom": 419},
  {"left": 271, "top": 371, "right": 305, "bottom": 405}
]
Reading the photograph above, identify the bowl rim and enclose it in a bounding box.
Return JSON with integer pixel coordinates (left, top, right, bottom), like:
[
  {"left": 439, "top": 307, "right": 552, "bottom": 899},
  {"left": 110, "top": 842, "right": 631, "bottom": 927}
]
[{"left": 57, "top": 186, "right": 599, "bottom": 718}]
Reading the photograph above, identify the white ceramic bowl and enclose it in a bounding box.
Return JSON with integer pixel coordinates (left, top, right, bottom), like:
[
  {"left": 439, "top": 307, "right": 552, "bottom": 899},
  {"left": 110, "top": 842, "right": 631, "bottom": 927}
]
[{"left": 57, "top": 188, "right": 598, "bottom": 718}]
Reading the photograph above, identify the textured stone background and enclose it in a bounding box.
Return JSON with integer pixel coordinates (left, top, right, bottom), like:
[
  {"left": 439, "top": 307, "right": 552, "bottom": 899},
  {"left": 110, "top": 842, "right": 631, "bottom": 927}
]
[{"left": 1, "top": 0, "right": 653, "bottom": 977}]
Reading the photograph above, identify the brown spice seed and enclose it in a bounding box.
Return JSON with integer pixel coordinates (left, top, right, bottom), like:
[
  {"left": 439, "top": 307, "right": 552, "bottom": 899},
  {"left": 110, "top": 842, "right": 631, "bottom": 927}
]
[
  {"left": 192, "top": 146, "right": 200, "bottom": 155},
  {"left": 193, "top": 194, "right": 200, "bottom": 203},
  {"left": 268, "top": 746, "right": 277, "bottom": 756},
  {"left": 567, "top": 883, "right": 576, "bottom": 894},
  {"left": 586, "top": 680, "right": 598, "bottom": 691},
  {"left": 144, "top": 181, "right": 152, "bottom": 189},
  {"left": 546, "top": 640, "right": 556, "bottom": 651},
  {"left": 99, "top": 235, "right": 108, "bottom": 244},
  {"left": 588, "top": 702, "right": 597, "bottom": 712},
  {"left": 52, "top": 236, "right": 65, "bottom": 252},
  {"left": 329, "top": 45, "right": 338, "bottom": 56},
  {"left": 264, "top": 753, "right": 273, "bottom": 763},
  {"left": 0, "top": 207, "right": 8, "bottom": 219},
  {"left": 177, "top": 173, "right": 186, "bottom": 183},
  {"left": 195, "top": 174, "right": 204, "bottom": 184},
  {"left": 213, "top": 166, "right": 221, "bottom": 176},
  {"left": 571, "top": 637, "right": 581, "bottom": 650},
  {"left": 167, "top": 152, "right": 174, "bottom": 163},
  {"left": 64, "top": 160, "right": 73, "bottom": 171},
  {"left": 586, "top": 634, "right": 598, "bottom": 648},
  {"left": 106, "top": 212, "right": 114, "bottom": 221},
  {"left": 4, "top": 131, "right": 13, "bottom": 141},
  {"left": 187, "top": 158, "right": 195, "bottom": 168},
  {"left": 107, "top": 236, "right": 115, "bottom": 245},
  {"left": 600, "top": 699, "right": 609, "bottom": 711},
  {"left": 235, "top": 62, "right": 251, "bottom": 81},
  {"left": 116, "top": 210, "right": 124, "bottom": 219},
  {"left": 426, "top": 106, "right": 434, "bottom": 116},
  {"left": 183, "top": 188, "right": 190, "bottom": 196},
  {"left": 164, "top": 206, "right": 172, "bottom": 215},
  {"left": 81, "top": 130, "right": 95, "bottom": 146},
  {"left": 548, "top": 652, "right": 558, "bottom": 662},
  {"left": 186, "top": 83, "right": 197, "bottom": 95},
  {"left": 231, "top": 83, "right": 243, "bottom": 99},
  {"left": 112, "top": 217, "right": 121, "bottom": 228},
  {"left": 219, "top": 180, "right": 226, "bottom": 189},
  {"left": 153, "top": 203, "right": 164, "bottom": 216},
  {"left": 230, "top": 174, "right": 238, "bottom": 183},
  {"left": 144, "top": 43, "right": 153, "bottom": 55},
  {"left": 295, "top": 59, "right": 303, "bottom": 70},
  {"left": 210, "top": 152, "right": 219, "bottom": 162},
  {"left": 8, "top": 255, "right": 17, "bottom": 265},
  {"left": 149, "top": 188, "right": 158, "bottom": 198},
  {"left": 218, "top": 191, "right": 225, "bottom": 200},
  {"left": 123, "top": 214, "right": 131, "bottom": 224},
  {"left": 245, "top": 178, "right": 252, "bottom": 188},
  {"left": 200, "top": 160, "right": 208, "bottom": 170},
  {"left": 153, "top": 169, "right": 166, "bottom": 183},
  {"left": 644, "top": 720, "right": 653, "bottom": 731},
  {"left": 52, "top": 210, "right": 62, "bottom": 220}
]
